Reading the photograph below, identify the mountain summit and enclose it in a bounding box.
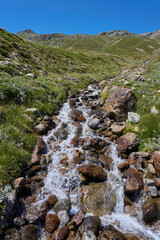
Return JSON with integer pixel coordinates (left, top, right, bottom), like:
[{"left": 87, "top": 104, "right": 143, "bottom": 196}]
[{"left": 17, "top": 29, "right": 36, "bottom": 35}]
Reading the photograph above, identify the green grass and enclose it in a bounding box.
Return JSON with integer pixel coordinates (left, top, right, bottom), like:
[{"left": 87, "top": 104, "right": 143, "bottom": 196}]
[{"left": 0, "top": 27, "right": 160, "bottom": 185}]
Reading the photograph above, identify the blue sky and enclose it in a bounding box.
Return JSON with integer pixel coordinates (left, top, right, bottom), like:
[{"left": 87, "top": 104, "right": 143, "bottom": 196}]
[{"left": 0, "top": 0, "right": 160, "bottom": 34}]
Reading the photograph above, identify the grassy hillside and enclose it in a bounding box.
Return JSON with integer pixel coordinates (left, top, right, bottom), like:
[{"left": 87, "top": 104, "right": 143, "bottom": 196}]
[
  {"left": 0, "top": 28, "right": 129, "bottom": 185},
  {"left": 0, "top": 27, "right": 160, "bottom": 185}
]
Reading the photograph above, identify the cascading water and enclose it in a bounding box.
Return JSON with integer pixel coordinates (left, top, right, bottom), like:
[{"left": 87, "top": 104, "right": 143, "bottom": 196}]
[{"left": 36, "top": 84, "right": 160, "bottom": 240}]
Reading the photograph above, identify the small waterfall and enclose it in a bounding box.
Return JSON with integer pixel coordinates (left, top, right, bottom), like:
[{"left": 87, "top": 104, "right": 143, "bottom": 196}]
[{"left": 35, "top": 84, "right": 160, "bottom": 240}]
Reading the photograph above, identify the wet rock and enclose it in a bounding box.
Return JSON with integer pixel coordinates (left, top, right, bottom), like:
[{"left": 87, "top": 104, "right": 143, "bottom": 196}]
[
  {"left": 68, "top": 110, "right": 86, "bottom": 122},
  {"left": 148, "top": 186, "right": 157, "bottom": 197},
  {"left": 79, "top": 216, "right": 101, "bottom": 235},
  {"left": 102, "top": 225, "right": 126, "bottom": 240},
  {"left": 124, "top": 205, "right": 136, "bottom": 217},
  {"left": 155, "top": 178, "right": 160, "bottom": 189},
  {"left": 21, "top": 224, "right": 40, "bottom": 240},
  {"left": 110, "top": 124, "right": 125, "bottom": 135},
  {"left": 54, "top": 128, "right": 68, "bottom": 140},
  {"left": 57, "top": 226, "right": 69, "bottom": 240},
  {"left": 88, "top": 118, "right": 100, "bottom": 130},
  {"left": 98, "top": 154, "right": 113, "bottom": 170},
  {"left": 53, "top": 199, "right": 71, "bottom": 214},
  {"left": 72, "top": 210, "right": 86, "bottom": 226},
  {"left": 77, "top": 164, "right": 107, "bottom": 182},
  {"left": 124, "top": 169, "right": 143, "bottom": 194},
  {"left": 151, "top": 151, "right": 160, "bottom": 177},
  {"left": 45, "top": 213, "right": 59, "bottom": 233},
  {"left": 82, "top": 231, "right": 96, "bottom": 240},
  {"left": 25, "top": 202, "right": 48, "bottom": 224},
  {"left": 105, "top": 87, "right": 137, "bottom": 121},
  {"left": 43, "top": 115, "right": 56, "bottom": 130},
  {"left": 35, "top": 123, "right": 47, "bottom": 135},
  {"left": 13, "top": 216, "right": 27, "bottom": 227},
  {"left": 90, "top": 138, "right": 108, "bottom": 151},
  {"left": 57, "top": 210, "right": 69, "bottom": 226},
  {"left": 128, "top": 112, "right": 141, "bottom": 123},
  {"left": 118, "top": 162, "right": 130, "bottom": 172},
  {"left": 124, "top": 233, "right": 140, "bottom": 240},
  {"left": 82, "top": 182, "right": 117, "bottom": 216},
  {"left": 13, "top": 177, "right": 26, "bottom": 194},
  {"left": 48, "top": 195, "right": 58, "bottom": 206},
  {"left": 117, "top": 133, "right": 139, "bottom": 154},
  {"left": 72, "top": 121, "right": 82, "bottom": 128},
  {"left": 143, "top": 198, "right": 158, "bottom": 223}
]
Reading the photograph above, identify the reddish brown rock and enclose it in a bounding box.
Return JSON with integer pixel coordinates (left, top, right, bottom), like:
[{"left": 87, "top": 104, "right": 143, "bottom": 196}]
[
  {"left": 45, "top": 214, "right": 59, "bottom": 233},
  {"left": 57, "top": 226, "right": 69, "bottom": 240},
  {"left": 117, "top": 133, "right": 139, "bottom": 154},
  {"left": 118, "top": 162, "right": 130, "bottom": 172},
  {"left": 72, "top": 121, "right": 82, "bottom": 128},
  {"left": 48, "top": 195, "right": 58, "bottom": 206},
  {"left": 102, "top": 225, "right": 126, "bottom": 240},
  {"left": 77, "top": 164, "right": 107, "bottom": 182},
  {"left": 60, "top": 157, "right": 69, "bottom": 167},
  {"left": 155, "top": 178, "right": 160, "bottom": 189},
  {"left": 103, "top": 129, "right": 113, "bottom": 137},
  {"left": 151, "top": 151, "right": 160, "bottom": 177},
  {"left": 73, "top": 156, "right": 82, "bottom": 164},
  {"left": 68, "top": 110, "right": 86, "bottom": 122},
  {"left": 31, "top": 136, "right": 46, "bottom": 165},
  {"left": 124, "top": 169, "right": 143, "bottom": 194},
  {"left": 99, "top": 154, "right": 113, "bottom": 169},
  {"left": 27, "top": 165, "right": 41, "bottom": 177},
  {"left": 72, "top": 210, "right": 86, "bottom": 226},
  {"left": 105, "top": 87, "right": 137, "bottom": 121},
  {"left": 90, "top": 138, "right": 108, "bottom": 151}
]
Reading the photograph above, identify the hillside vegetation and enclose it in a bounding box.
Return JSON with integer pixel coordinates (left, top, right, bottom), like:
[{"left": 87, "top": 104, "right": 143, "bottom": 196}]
[{"left": 0, "top": 27, "right": 160, "bottom": 185}]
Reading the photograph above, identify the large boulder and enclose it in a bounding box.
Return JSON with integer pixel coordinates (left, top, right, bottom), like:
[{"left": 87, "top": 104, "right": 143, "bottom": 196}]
[
  {"left": 105, "top": 87, "right": 137, "bottom": 121},
  {"left": 143, "top": 198, "right": 159, "bottom": 223},
  {"left": 117, "top": 133, "right": 139, "bottom": 154},
  {"left": 82, "top": 182, "right": 117, "bottom": 216},
  {"left": 77, "top": 164, "right": 107, "bottom": 182},
  {"left": 151, "top": 151, "right": 160, "bottom": 177}
]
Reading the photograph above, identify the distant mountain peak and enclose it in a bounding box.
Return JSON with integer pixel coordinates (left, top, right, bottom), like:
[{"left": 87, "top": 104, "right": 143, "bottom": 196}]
[
  {"left": 97, "top": 30, "right": 132, "bottom": 37},
  {"left": 17, "top": 29, "right": 37, "bottom": 35}
]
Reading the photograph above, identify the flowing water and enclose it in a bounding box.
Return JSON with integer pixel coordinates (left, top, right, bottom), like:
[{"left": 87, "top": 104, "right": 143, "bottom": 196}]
[{"left": 36, "top": 84, "right": 160, "bottom": 240}]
